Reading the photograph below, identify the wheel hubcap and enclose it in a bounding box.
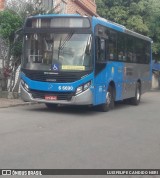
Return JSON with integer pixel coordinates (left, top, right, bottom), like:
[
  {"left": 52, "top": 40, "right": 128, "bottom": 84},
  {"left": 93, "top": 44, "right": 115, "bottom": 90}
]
[
  {"left": 106, "top": 92, "right": 111, "bottom": 106},
  {"left": 137, "top": 88, "right": 140, "bottom": 100}
]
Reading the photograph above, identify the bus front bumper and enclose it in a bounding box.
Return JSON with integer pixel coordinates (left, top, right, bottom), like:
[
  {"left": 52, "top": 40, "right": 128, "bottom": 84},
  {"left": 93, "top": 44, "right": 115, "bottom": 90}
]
[{"left": 20, "top": 84, "right": 93, "bottom": 105}]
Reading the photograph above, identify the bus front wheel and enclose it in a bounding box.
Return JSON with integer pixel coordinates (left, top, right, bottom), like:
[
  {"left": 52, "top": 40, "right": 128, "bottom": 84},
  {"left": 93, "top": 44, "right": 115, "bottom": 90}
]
[{"left": 99, "top": 85, "right": 115, "bottom": 112}]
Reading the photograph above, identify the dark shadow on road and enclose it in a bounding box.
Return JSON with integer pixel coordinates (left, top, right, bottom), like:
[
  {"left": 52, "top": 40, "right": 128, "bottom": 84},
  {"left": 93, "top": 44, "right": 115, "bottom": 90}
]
[
  {"left": 25, "top": 104, "right": 99, "bottom": 116},
  {"left": 24, "top": 100, "right": 135, "bottom": 115},
  {"left": 23, "top": 92, "right": 155, "bottom": 115}
]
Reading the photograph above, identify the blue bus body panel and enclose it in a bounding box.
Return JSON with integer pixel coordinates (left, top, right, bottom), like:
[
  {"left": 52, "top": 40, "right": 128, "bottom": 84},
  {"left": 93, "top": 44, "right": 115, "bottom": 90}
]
[
  {"left": 93, "top": 62, "right": 124, "bottom": 105},
  {"left": 92, "top": 16, "right": 125, "bottom": 33},
  {"left": 21, "top": 72, "right": 94, "bottom": 93},
  {"left": 91, "top": 17, "right": 125, "bottom": 105}
]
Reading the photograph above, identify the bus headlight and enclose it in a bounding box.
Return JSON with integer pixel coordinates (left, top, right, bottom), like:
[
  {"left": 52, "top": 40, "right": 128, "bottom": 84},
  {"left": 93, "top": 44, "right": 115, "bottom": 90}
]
[
  {"left": 84, "top": 81, "right": 91, "bottom": 91},
  {"left": 75, "top": 81, "right": 91, "bottom": 95},
  {"left": 76, "top": 86, "right": 83, "bottom": 95},
  {"left": 21, "top": 80, "right": 29, "bottom": 92}
]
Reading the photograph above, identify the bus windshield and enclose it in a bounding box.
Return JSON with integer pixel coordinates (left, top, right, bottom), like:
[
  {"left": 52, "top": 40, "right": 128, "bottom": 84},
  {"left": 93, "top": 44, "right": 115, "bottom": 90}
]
[{"left": 23, "top": 33, "right": 92, "bottom": 71}]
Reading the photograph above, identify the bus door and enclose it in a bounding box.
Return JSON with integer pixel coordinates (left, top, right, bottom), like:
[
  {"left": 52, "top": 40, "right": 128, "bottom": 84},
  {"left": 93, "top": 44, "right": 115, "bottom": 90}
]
[{"left": 94, "top": 36, "right": 107, "bottom": 105}]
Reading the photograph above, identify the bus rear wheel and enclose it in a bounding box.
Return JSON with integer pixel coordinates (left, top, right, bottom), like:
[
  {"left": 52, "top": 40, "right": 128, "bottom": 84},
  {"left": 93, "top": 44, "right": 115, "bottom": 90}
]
[
  {"left": 130, "top": 82, "right": 141, "bottom": 105},
  {"left": 99, "top": 86, "right": 115, "bottom": 112}
]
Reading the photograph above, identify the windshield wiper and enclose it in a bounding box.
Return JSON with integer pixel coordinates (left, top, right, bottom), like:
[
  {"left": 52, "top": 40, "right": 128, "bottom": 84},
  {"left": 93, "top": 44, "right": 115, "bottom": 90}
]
[
  {"left": 57, "top": 32, "right": 74, "bottom": 62},
  {"left": 58, "top": 37, "right": 62, "bottom": 62},
  {"left": 59, "top": 32, "right": 73, "bottom": 51}
]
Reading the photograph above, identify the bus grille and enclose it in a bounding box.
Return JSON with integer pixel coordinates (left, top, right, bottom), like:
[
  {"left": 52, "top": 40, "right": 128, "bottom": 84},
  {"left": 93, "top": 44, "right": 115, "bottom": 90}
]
[
  {"left": 22, "top": 69, "right": 89, "bottom": 83},
  {"left": 30, "top": 90, "right": 74, "bottom": 101}
]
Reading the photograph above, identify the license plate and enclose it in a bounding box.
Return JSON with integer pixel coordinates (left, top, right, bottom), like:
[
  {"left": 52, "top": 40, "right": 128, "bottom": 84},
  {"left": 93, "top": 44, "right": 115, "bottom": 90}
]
[{"left": 45, "top": 96, "right": 57, "bottom": 100}]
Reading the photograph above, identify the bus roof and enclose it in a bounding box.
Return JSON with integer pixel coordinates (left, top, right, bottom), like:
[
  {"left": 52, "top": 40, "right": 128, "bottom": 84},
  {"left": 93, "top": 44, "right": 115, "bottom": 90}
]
[
  {"left": 93, "top": 16, "right": 152, "bottom": 42},
  {"left": 26, "top": 14, "right": 151, "bottom": 42},
  {"left": 32, "top": 14, "right": 82, "bottom": 18}
]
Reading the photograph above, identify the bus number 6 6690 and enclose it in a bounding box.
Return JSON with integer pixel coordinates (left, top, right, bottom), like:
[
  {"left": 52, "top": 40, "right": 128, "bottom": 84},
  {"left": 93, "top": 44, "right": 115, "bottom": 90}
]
[{"left": 58, "top": 86, "right": 74, "bottom": 91}]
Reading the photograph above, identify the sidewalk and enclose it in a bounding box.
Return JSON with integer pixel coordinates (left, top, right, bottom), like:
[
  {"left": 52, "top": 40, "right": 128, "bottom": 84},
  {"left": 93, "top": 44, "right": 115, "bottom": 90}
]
[{"left": 0, "top": 98, "right": 29, "bottom": 108}]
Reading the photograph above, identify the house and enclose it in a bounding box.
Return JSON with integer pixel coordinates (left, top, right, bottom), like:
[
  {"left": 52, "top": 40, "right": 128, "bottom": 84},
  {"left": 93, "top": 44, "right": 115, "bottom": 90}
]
[
  {"left": 39, "top": 0, "right": 98, "bottom": 16},
  {"left": 0, "top": 0, "right": 4, "bottom": 11},
  {"left": 1, "top": 0, "right": 98, "bottom": 16}
]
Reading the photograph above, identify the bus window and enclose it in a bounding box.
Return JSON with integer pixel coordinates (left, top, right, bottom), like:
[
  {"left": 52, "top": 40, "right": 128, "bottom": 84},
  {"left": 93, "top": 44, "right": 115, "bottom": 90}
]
[
  {"left": 96, "top": 37, "right": 106, "bottom": 63},
  {"left": 126, "top": 36, "right": 134, "bottom": 62},
  {"left": 135, "top": 38, "right": 149, "bottom": 64},
  {"left": 135, "top": 38, "right": 143, "bottom": 63},
  {"left": 144, "top": 41, "right": 151, "bottom": 64},
  {"left": 108, "top": 30, "right": 117, "bottom": 61},
  {"left": 117, "top": 33, "right": 126, "bottom": 61}
]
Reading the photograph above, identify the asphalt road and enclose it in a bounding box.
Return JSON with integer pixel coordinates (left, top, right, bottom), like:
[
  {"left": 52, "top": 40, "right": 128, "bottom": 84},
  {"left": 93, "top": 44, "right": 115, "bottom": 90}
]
[{"left": 0, "top": 90, "right": 160, "bottom": 178}]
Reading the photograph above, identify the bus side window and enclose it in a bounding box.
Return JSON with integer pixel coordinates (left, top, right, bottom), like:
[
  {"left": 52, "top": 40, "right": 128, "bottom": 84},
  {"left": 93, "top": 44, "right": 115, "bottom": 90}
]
[
  {"left": 96, "top": 37, "right": 106, "bottom": 62},
  {"left": 145, "top": 42, "right": 150, "bottom": 64},
  {"left": 126, "top": 36, "right": 134, "bottom": 62},
  {"left": 135, "top": 38, "right": 142, "bottom": 63},
  {"left": 108, "top": 30, "right": 117, "bottom": 61},
  {"left": 117, "top": 32, "right": 126, "bottom": 61}
]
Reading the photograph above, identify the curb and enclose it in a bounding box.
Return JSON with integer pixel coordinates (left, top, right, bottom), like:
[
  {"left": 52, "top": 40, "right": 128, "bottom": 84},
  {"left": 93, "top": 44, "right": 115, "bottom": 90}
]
[{"left": 0, "top": 101, "right": 39, "bottom": 109}]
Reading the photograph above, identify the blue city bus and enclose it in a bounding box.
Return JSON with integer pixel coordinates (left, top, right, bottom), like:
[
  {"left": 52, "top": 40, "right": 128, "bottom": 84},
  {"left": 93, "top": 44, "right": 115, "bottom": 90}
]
[{"left": 20, "top": 14, "right": 152, "bottom": 111}]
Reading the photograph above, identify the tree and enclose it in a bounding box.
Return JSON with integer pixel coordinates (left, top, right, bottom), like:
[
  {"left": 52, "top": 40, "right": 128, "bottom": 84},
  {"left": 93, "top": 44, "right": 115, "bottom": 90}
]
[
  {"left": 0, "top": 38, "right": 8, "bottom": 90},
  {"left": 0, "top": 10, "right": 22, "bottom": 56},
  {"left": 0, "top": 10, "right": 22, "bottom": 90},
  {"left": 0, "top": 0, "right": 56, "bottom": 92},
  {"left": 6, "top": 0, "right": 55, "bottom": 18},
  {"left": 96, "top": 0, "right": 150, "bottom": 34},
  {"left": 147, "top": 0, "right": 160, "bottom": 60},
  {"left": 96, "top": 0, "right": 160, "bottom": 60}
]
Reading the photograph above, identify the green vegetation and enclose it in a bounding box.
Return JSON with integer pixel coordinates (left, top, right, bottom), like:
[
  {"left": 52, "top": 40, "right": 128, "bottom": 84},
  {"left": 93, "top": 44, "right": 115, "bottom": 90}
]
[
  {"left": 96, "top": 0, "right": 160, "bottom": 60},
  {"left": 0, "top": 0, "right": 55, "bottom": 91},
  {"left": 0, "top": 10, "right": 22, "bottom": 64}
]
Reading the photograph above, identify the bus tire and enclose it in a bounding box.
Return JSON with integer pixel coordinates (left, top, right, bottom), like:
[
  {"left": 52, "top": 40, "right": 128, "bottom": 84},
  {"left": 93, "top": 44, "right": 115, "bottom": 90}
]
[
  {"left": 99, "top": 85, "right": 115, "bottom": 112},
  {"left": 130, "top": 82, "right": 141, "bottom": 105},
  {"left": 45, "top": 103, "right": 58, "bottom": 109}
]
